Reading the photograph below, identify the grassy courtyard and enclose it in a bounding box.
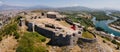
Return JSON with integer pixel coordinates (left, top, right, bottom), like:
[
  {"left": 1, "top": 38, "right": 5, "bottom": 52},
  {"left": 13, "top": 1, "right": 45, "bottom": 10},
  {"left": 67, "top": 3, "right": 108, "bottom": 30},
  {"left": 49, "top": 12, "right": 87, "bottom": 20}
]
[{"left": 82, "top": 31, "right": 95, "bottom": 39}]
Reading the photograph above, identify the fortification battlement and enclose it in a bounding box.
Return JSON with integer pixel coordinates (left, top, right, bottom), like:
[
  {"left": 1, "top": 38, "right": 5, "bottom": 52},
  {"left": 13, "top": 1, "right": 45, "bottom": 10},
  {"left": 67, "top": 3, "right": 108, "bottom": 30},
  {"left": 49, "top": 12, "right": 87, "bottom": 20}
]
[
  {"left": 19, "top": 11, "right": 84, "bottom": 47},
  {"left": 20, "top": 11, "right": 83, "bottom": 38}
]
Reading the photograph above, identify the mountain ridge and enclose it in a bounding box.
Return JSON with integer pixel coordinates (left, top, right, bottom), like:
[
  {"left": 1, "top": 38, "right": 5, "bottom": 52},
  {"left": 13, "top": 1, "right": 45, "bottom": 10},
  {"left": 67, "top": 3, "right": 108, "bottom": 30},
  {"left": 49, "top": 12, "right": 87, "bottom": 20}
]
[{"left": 0, "top": 4, "right": 119, "bottom": 12}]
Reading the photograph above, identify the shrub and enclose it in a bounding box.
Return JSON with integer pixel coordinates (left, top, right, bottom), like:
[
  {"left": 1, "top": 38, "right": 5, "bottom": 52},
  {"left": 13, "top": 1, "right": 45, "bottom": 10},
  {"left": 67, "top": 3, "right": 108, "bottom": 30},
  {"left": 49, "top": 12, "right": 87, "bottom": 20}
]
[
  {"left": 103, "top": 40, "right": 106, "bottom": 43},
  {"left": 111, "top": 40, "right": 120, "bottom": 46},
  {"left": 0, "top": 36, "right": 2, "bottom": 41},
  {"left": 14, "top": 31, "right": 20, "bottom": 39},
  {"left": 3, "top": 23, "right": 18, "bottom": 35},
  {"left": 111, "top": 40, "right": 117, "bottom": 45},
  {"left": 41, "top": 38, "right": 46, "bottom": 42}
]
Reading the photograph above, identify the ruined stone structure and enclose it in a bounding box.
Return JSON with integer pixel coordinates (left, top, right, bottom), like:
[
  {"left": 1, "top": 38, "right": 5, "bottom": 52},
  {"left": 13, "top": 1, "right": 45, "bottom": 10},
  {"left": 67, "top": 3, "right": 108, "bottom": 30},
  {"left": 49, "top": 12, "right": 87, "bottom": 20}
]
[
  {"left": 0, "top": 21, "right": 2, "bottom": 29},
  {"left": 19, "top": 18, "right": 25, "bottom": 27},
  {"left": 19, "top": 18, "right": 27, "bottom": 32},
  {"left": 47, "top": 11, "right": 66, "bottom": 21},
  {"left": 20, "top": 11, "right": 83, "bottom": 48}
]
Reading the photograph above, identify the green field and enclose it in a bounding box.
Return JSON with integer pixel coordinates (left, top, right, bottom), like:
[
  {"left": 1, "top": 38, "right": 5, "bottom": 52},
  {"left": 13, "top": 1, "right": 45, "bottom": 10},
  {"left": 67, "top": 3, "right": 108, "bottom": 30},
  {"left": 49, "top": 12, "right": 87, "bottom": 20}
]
[
  {"left": 16, "top": 32, "right": 47, "bottom": 52},
  {"left": 67, "top": 15, "right": 94, "bottom": 28},
  {"left": 90, "top": 11, "right": 113, "bottom": 21},
  {"left": 111, "top": 12, "right": 120, "bottom": 18},
  {"left": 82, "top": 31, "right": 95, "bottom": 39},
  {"left": 111, "top": 19, "right": 120, "bottom": 26}
]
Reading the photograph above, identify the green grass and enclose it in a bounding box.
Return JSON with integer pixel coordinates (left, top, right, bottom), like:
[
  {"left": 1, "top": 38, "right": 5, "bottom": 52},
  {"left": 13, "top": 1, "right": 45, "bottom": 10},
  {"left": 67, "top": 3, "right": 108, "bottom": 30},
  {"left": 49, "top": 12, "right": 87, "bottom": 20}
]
[
  {"left": 90, "top": 11, "right": 113, "bottom": 20},
  {"left": 78, "top": 18, "right": 94, "bottom": 27},
  {"left": 0, "top": 16, "right": 21, "bottom": 36},
  {"left": 67, "top": 15, "right": 94, "bottom": 28},
  {"left": 16, "top": 32, "right": 47, "bottom": 52},
  {"left": 0, "top": 17, "right": 20, "bottom": 40},
  {"left": 82, "top": 31, "right": 95, "bottom": 39},
  {"left": 111, "top": 12, "right": 120, "bottom": 18}
]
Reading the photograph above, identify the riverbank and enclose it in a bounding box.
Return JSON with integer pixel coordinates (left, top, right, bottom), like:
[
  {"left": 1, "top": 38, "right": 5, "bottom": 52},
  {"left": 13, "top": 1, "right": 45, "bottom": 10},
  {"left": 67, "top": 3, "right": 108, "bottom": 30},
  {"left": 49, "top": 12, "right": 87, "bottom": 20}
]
[
  {"left": 92, "top": 16, "right": 120, "bottom": 36},
  {"left": 109, "top": 24, "right": 120, "bottom": 33}
]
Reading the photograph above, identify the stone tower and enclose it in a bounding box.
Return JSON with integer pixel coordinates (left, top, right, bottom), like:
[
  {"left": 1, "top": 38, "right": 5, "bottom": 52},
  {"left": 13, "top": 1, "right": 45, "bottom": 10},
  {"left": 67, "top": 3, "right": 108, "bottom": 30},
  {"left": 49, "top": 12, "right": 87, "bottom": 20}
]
[
  {"left": 19, "top": 18, "right": 26, "bottom": 32},
  {"left": 20, "top": 18, "right": 25, "bottom": 27},
  {"left": 32, "top": 22, "right": 35, "bottom": 32}
]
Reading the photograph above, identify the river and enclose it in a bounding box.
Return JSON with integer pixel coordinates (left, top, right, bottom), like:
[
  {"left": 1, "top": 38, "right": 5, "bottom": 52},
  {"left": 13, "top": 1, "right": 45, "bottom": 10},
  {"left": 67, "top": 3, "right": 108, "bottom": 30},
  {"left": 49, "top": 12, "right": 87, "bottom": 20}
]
[{"left": 91, "top": 15, "right": 120, "bottom": 36}]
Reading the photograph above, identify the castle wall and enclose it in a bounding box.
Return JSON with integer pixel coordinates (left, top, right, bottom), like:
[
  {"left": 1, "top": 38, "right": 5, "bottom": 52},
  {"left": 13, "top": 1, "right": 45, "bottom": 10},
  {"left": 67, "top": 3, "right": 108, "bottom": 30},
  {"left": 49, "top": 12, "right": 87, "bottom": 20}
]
[
  {"left": 78, "top": 38, "right": 97, "bottom": 43},
  {"left": 26, "top": 22, "right": 72, "bottom": 46},
  {"left": 35, "top": 25, "right": 56, "bottom": 38},
  {"left": 48, "top": 35, "right": 71, "bottom": 46},
  {"left": 24, "top": 19, "right": 96, "bottom": 47},
  {"left": 25, "top": 21, "right": 33, "bottom": 31},
  {"left": 47, "top": 14, "right": 56, "bottom": 18}
]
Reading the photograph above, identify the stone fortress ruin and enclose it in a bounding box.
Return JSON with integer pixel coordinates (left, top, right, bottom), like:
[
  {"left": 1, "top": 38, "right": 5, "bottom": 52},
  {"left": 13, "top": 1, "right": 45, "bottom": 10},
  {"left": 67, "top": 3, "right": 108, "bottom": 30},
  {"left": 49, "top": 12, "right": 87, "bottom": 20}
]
[{"left": 19, "top": 11, "right": 84, "bottom": 48}]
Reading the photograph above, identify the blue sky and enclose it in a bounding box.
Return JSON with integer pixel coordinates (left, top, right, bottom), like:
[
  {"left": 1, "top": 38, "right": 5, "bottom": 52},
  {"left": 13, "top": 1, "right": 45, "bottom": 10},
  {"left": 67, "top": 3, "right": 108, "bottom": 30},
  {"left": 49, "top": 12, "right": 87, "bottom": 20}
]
[{"left": 0, "top": 0, "right": 120, "bottom": 9}]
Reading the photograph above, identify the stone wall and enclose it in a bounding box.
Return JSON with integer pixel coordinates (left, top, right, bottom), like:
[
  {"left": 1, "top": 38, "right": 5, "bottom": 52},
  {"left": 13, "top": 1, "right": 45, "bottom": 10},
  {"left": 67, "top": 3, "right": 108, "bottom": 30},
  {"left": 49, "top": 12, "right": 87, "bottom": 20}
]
[
  {"left": 26, "top": 22, "right": 72, "bottom": 46},
  {"left": 35, "top": 25, "right": 56, "bottom": 38},
  {"left": 78, "top": 38, "right": 97, "bottom": 43},
  {"left": 48, "top": 35, "right": 71, "bottom": 46},
  {"left": 47, "top": 14, "right": 56, "bottom": 18},
  {"left": 25, "top": 21, "right": 33, "bottom": 31},
  {"left": 24, "top": 19, "right": 96, "bottom": 47},
  {"left": 65, "top": 18, "right": 73, "bottom": 25}
]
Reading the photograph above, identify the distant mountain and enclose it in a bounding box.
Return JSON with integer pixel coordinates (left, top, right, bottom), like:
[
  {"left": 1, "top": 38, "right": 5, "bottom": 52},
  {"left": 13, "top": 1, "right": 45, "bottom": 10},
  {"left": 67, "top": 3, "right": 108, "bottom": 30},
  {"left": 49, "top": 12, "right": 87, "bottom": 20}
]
[
  {"left": 101, "top": 8, "right": 120, "bottom": 12},
  {"left": 57, "top": 6, "right": 97, "bottom": 11},
  {"left": 0, "top": 5, "right": 119, "bottom": 12},
  {"left": 0, "top": 4, "right": 27, "bottom": 11},
  {"left": 0, "top": 4, "right": 54, "bottom": 11},
  {"left": 28, "top": 5, "right": 53, "bottom": 10}
]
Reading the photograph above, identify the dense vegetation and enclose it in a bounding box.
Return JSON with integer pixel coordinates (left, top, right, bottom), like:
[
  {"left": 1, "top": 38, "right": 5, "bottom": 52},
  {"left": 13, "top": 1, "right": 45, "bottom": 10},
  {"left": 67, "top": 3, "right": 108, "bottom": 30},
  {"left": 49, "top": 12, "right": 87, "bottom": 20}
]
[
  {"left": 95, "top": 27, "right": 105, "bottom": 31},
  {"left": 111, "top": 40, "right": 120, "bottom": 46},
  {"left": 16, "top": 32, "right": 47, "bottom": 52},
  {"left": 67, "top": 14, "right": 94, "bottom": 28},
  {"left": 110, "top": 12, "right": 120, "bottom": 18},
  {"left": 111, "top": 19, "right": 120, "bottom": 26},
  {"left": 90, "top": 11, "right": 113, "bottom": 20},
  {"left": 78, "top": 18, "right": 94, "bottom": 27},
  {"left": 0, "top": 16, "right": 21, "bottom": 41}
]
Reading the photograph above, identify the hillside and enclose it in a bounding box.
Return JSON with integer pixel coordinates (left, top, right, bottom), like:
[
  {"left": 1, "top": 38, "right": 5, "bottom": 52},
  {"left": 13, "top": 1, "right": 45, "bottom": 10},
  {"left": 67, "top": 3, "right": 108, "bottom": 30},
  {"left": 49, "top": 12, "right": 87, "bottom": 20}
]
[{"left": 0, "top": 10, "right": 120, "bottom": 52}]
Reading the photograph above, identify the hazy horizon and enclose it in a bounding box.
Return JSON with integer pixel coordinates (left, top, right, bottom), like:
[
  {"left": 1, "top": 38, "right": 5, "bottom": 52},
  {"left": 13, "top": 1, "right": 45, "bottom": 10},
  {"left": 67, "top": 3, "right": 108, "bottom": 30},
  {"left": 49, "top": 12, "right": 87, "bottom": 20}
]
[{"left": 0, "top": 0, "right": 120, "bottom": 10}]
